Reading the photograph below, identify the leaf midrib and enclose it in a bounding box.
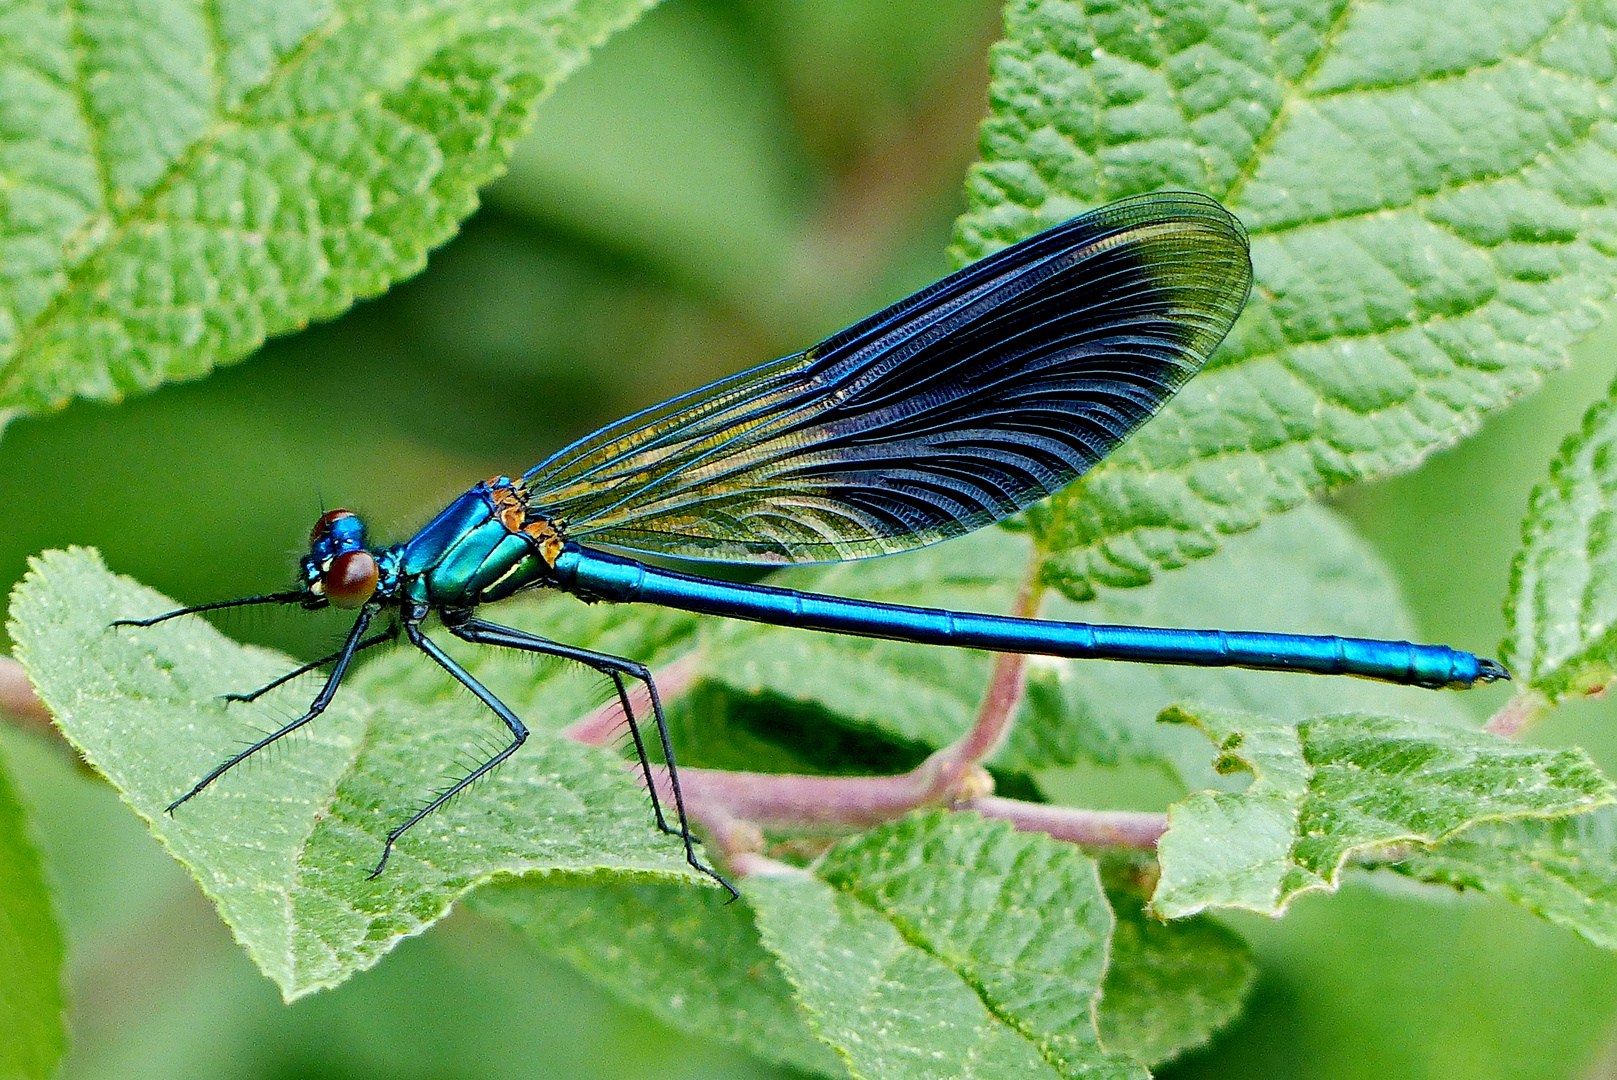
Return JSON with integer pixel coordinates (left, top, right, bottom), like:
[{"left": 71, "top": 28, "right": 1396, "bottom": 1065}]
[
  {"left": 1220, "top": 0, "right": 1587, "bottom": 213},
  {"left": 829, "top": 876, "right": 1115, "bottom": 1080}
]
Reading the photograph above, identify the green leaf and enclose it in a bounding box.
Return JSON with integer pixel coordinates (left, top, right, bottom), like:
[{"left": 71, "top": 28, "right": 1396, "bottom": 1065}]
[
  {"left": 1391, "top": 804, "right": 1617, "bottom": 952},
  {"left": 0, "top": 743, "right": 64, "bottom": 1080},
  {"left": 1152, "top": 704, "right": 1617, "bottom": 919},
  {"left": 1097, "top": 882, "right": 1253, "bottom": 1068},
  {"left": 698, "top": 505, "right": 1471, "bottom": 784},
  {"left": 8, "top": 548, "right": 706, "bottom": 1001},
  {"left": 461, "top": 782, "right": 1252, "bottom": 1076},
  {"left": 0, "top": 0, "right": 655, "bottom": 424},
  {"left": 954, "top": 0, "right": 1617, "bottom": 598},
  {"left": 469, "top": 876, "right": 850, "bottom": 1078},
  {"left": 749, "top": 811, "right": 1147, "bottom": 1080},
  {"left": 1503, "top": 375, "right": 1617, "bottom": 699}
]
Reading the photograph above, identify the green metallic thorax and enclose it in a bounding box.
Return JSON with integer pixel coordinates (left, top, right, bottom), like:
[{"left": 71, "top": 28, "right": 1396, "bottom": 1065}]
[{"left": 397, "top": 482, "right": 550, "bottom": 609}]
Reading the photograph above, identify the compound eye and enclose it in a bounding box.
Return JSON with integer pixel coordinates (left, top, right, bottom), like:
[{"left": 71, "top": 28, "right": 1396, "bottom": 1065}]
[{"left": 325, "top": 550, "right": 379, "bottom": 609}]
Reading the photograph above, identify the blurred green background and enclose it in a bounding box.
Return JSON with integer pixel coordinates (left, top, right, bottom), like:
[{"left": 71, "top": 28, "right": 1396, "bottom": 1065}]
[{"left": 4, "top": 0, "right": 1617, "bottom": 1076}]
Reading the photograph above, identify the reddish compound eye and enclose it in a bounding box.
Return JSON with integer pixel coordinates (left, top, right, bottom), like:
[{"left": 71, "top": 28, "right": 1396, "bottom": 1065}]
[{"left": 325, "top": 550, "right": 379, "bottom": 609}]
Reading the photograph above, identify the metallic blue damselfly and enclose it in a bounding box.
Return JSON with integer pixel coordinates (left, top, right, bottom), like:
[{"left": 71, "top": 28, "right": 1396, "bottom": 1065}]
[{"left": 116, "top": 192, "right": 1507, "bottom": 895}]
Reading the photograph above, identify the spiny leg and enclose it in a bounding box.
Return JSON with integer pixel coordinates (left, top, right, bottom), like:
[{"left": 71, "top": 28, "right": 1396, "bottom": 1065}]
[
  {"left": 370, "top": 622, "right": 529, "bottom": 878},
  {"left": 447, "top": 616, "right": 735, "bottom": 899},
  {"left": 605, "top": 667, "right": 675, "bottom": 835},
  {"left": 447, "top": 620, "right": 678, "bottom": 836},
  {"left": 168, "top": 606, "right": 376, "bottom": 814},
  {"left": 223, "top": 627, "right": 399, "bottom": 704},
  {"left": 448, "top": 619, "right": 689, "bottom": 849}
]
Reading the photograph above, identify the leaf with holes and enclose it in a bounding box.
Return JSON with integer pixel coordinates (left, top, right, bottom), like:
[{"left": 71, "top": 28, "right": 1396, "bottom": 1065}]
[
  {"left": 0, "top": 0, "right": 655, "bottom": 427},
  {"left": 9, "top": 548, "right": 708, "bottom": 1001},
  {"left": 952, "top": 0, "right": 1617, "bottom": 597},
  {"left": 1391, "top": 804, "right": 1617, "bottom": 952},
  {"left": 1152, "top": 704, "right": 1616, "bottom": 918}
]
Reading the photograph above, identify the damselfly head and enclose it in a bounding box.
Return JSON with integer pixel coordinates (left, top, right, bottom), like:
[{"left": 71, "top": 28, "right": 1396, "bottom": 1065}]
[{"left": 302, "top": 509, "right": 378, "bottom": 608}]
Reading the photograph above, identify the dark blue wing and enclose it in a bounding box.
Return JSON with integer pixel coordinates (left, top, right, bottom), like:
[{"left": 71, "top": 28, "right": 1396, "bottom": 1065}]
[{"left": 519, "top": 191, "right": 1252, "bottom": 563}]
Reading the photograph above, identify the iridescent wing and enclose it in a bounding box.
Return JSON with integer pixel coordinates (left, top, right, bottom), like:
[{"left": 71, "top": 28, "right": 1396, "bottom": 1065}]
[{"left": 520, "top": 191, "right": 1252, "bottom": 563}]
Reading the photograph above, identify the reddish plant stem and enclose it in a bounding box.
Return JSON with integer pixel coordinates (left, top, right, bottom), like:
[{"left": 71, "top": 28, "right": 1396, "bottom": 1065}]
[
  {"left": 596, "top": 576, "right": 1178, "bottom": 866},
  {"left": 638, "top": 763, "right": 1165, "bottom": 851},
  {"left": 0, "top": 656, "right": 53, "bottom": 740},
  {"left": 921, "top": 575, "right": 1043, "bottom": 788},
  {"left": 964, "top": 796, "right": 1167, "bottom": 849},
  {"left": 559, "top": 649, "right": 705, "bottom": 745},
  {"left": 1483, "top": 690, "right": 1551, "bottom": 739}
]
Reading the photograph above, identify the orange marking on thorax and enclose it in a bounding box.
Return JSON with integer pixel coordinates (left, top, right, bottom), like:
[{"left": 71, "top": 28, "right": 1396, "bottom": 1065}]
[{"left": 485, "top": 477, "right": 566, "bottom": 567}]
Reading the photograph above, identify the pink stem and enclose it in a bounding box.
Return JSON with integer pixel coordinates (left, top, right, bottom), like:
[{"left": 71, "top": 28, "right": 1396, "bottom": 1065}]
[
  {"left": 919, "top": 576, "right": 1041, "bottom": 787},
  {"left": 595, "top": 578, "right": 1177, "bottom": 867},
  {"left": 0, "top": 656, "right": 53, "bottom": 739},
  {"left": 559, "top": 650, "right": 704, "bottom": 745},
  {"left": 965, "top": 796, "right": 1167, "bottom": 848},
  {"left": 639, "top": 764, "right": 1166, "bottom": 851},
  {"left": 655, "top": 764, "right": 955, "bottom": 829},
  {"left": 1483, "top": 691, "right": 1550, "bottom": 739}
]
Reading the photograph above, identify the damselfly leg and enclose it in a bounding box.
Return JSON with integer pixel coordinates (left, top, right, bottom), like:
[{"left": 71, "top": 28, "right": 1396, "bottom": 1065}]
[
  {"left": 163, "top": 606, "right": 377, "bottom": 814},
  {"left": 222, "top": 626, "right": 399, "bottom": 703},
  {"left": 442, "top": 614, "right": 733, "bottom": 898}
]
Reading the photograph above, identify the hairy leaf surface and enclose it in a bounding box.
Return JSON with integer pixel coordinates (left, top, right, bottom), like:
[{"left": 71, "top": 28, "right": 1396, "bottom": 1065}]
[
  {"left": 9, "top": 548, "right": 705, "bottom": 1001},
  {"left": 470, "top": 876, "right": 849, "bottom": 1078},
  {"left": 0, "top": 0, "right": 655, "bottom": 427},
  {"left": 1393, "top": 805, "right": 1617, "bottom": 951},
  {"left": 1153, "top": 704, "right": 1616, "bottom": 918},
  {"left": 954, "top": 0, "right": 1617, "bottom": 597},
  {"left": 749, "top": 812, "right": 1146, "bottom": 1080}
]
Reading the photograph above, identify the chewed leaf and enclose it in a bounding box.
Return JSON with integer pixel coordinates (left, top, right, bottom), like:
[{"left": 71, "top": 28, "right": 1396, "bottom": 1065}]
[
  {"left": 8, "top": 548, "right": 704, "bottom": 1001},
  {"left": 1152, "top": 705, "right": 1616, "bottom": 919},
  {"left": 955, "top": 0, "right": 1617, "bottom": 596},
  {"left": 1504, "top": 377, "right": 1617, "bottom": 699},
  {"left": 1392, "top": 806, "right": 1617, "bottom": 952},
  {"left": 0, "top": 0, "right": 655, "bottom": 426}
]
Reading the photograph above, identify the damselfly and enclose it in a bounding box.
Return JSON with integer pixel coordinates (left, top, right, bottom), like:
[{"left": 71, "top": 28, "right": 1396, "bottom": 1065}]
[{"left": 116, "top": 192, "right": 1507, "bottom": 895}]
